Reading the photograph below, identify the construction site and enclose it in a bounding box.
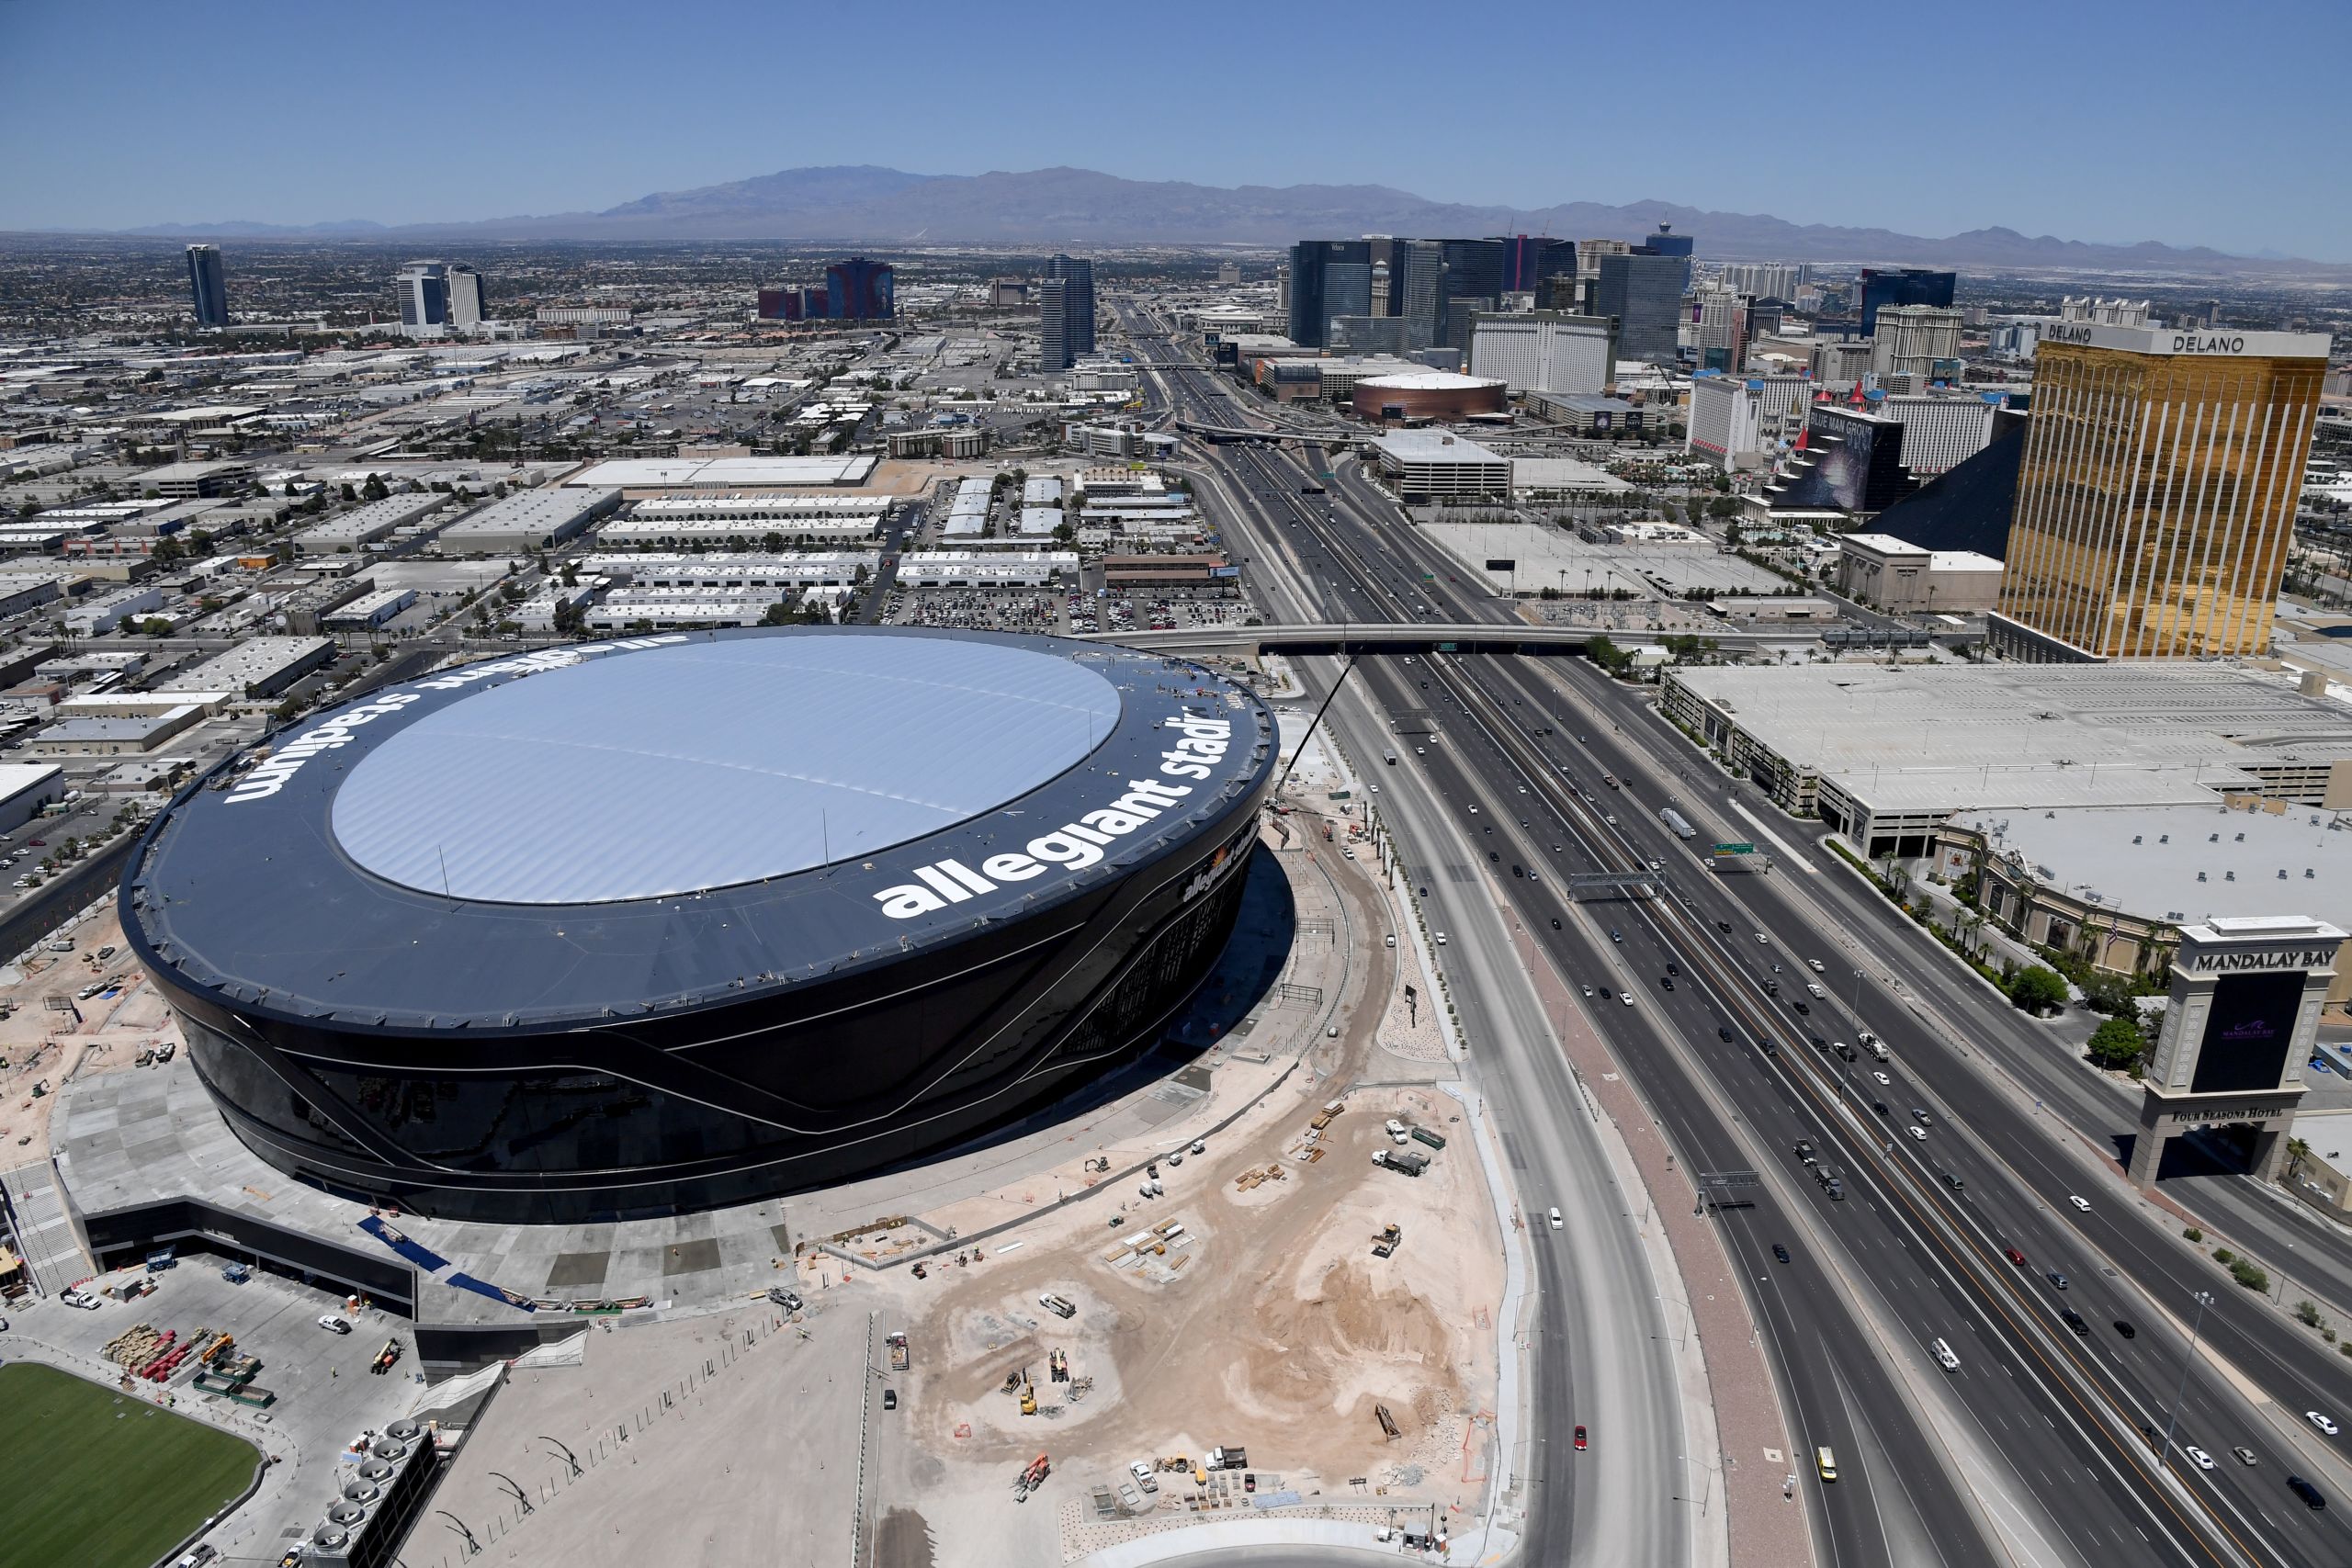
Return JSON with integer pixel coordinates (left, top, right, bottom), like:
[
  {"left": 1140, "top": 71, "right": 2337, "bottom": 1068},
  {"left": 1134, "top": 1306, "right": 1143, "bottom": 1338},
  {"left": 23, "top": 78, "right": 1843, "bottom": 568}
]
[
  {"left": 0, "top": 719, "right": 1517, "bottom": 1568},
  {"left": 395, "top": 725, "right": 1513, "bottom": 1568}
]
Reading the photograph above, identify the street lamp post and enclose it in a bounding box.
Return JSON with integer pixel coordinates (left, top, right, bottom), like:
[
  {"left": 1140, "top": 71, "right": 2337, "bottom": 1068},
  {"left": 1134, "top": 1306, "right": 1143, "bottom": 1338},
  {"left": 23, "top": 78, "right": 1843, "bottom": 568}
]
[{"left": 2159, "top": 1290, "right": 2216, "bottom": 1469}]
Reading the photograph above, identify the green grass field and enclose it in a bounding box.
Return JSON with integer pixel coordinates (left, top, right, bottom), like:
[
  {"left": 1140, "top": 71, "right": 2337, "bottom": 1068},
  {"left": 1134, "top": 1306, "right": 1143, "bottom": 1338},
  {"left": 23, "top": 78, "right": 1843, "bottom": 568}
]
[{"left": 0, "top": 1361, "right": 259, "bottom": 1568}]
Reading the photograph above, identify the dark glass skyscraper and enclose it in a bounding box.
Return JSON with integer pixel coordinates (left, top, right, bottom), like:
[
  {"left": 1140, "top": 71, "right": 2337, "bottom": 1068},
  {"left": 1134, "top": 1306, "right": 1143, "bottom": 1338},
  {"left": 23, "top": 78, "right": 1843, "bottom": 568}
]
[
  {"left": 1042, "top": 254, "right": 1095, "bottom": 367},
  {"left": 1594, "top": 251, "right": 1686, "bottom": 363},
  {"left": 1286, "top": 240, "right": 1371, "bottom": 347},
  {"left": 1858, "top": 268, "right": 1956, "bottom": 335},
  {"left": 186, "top": 244, "right": 228, "bottom": 328},
  {"left": 1496, "top": 236, "right": 1577, "bottom": 296},
  {"left": 824, "top": 257, "right": 895, "bottom": 321}
]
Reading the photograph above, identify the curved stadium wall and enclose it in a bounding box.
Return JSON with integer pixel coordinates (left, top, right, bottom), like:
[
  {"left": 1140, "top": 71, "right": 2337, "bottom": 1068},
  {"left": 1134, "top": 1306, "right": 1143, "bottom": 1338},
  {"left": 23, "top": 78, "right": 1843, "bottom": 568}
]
[{"left": 122, "top": 627, "right": 1275, "bottom": 1224}]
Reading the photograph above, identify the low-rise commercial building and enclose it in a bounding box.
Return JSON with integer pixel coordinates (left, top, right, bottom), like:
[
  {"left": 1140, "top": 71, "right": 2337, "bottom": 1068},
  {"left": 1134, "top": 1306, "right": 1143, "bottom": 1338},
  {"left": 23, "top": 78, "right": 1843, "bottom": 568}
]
[
  {"left": 140, "top": 459, "right": 253, "bottom": 498},
  {"left": 277, "top": 575, "right": 377, "bottom": 636},
  {"left": 896, "top": 551, "right": 1076, "bottom": 588},
  {"left": 322, "top": 587, "right": 418, "bottom": 630},
  {"left": 1833, "top": 533, "right": 2004, "bottom": 613},
  {"left": 64, "top": 585, "right": 166, "bottom": 637},
  {"left": 158, "top": 635, "right": 334, "bottom": 698},
  {"left": 1102, "top": 554, "right": 1235, "bottom": 588},
  {"left": 0, "top": 572, "right": 70, "bottom": 619},
  {"left": 1522, "top": 391, "right": 1646, "bottom": 437},
  {"left": 0, "top": 762, "right": 64, "bottom": 831},
  {"left": 580, "top": 552, "right": 876, "bottom": 589},
  {"left": 29, "top": 705, "right": 204, "bottom": 756}
]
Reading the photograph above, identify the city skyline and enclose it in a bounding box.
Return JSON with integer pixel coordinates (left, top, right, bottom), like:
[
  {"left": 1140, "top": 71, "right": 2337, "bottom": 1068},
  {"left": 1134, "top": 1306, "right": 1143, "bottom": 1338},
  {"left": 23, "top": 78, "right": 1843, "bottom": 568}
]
[{"left": 1, "top": 0, "right": 2346, "bottom": 259}]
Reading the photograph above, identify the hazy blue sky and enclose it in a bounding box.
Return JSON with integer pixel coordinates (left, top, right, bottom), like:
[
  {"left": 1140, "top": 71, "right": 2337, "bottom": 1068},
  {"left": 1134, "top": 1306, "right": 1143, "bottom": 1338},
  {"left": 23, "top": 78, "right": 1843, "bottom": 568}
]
[{"left": 4, "top": 0, "right": 2347, "bottom": 257}]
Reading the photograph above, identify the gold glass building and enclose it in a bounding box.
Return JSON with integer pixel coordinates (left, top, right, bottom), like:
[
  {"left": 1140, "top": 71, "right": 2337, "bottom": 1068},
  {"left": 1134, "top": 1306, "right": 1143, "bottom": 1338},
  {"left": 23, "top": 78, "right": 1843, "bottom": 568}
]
[{"left": 1991, "top": 322, "right": 2330, "bottom": 661}]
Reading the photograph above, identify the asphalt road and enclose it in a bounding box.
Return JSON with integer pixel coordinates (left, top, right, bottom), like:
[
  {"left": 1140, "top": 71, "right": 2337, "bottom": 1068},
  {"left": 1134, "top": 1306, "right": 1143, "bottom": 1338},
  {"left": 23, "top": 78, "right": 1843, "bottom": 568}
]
[
  {"left": 1190, "top": 431, "right": 1977, "bottom": 1568},
  {"left": 1211, "top": 404, "right": 1690, "bottom": 1567},
  {"left": 1126, "top": 309, "right": 2352, "bottom": 1565},
  {"left": 1250, "top": 423, "right": 2352, "bottom": 1564}
]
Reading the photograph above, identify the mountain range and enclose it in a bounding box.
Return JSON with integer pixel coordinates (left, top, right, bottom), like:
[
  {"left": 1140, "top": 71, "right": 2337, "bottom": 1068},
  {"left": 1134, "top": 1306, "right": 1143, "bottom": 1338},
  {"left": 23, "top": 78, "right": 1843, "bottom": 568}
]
[{"left": 101, "top": 164, "right": 2335, "bottom": 275}]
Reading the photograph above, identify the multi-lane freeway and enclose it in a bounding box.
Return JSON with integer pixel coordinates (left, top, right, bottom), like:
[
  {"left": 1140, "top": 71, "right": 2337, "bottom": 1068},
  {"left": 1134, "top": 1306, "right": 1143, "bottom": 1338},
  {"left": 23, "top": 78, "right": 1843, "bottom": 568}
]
[{"left": 1125, "top": 303, "right": 2352, "bottom": 1567}]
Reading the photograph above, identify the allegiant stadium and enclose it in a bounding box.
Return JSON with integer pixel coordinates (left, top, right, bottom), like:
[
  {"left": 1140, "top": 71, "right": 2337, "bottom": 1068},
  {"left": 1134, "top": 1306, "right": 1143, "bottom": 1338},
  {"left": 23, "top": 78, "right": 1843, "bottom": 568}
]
[{"left": 120, "top": 626, "right": 1276, "bottom": 1224}]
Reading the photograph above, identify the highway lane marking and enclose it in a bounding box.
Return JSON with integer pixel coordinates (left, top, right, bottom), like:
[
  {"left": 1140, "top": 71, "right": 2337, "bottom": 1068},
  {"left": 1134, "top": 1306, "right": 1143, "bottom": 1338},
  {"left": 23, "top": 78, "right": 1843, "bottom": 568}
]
[{"left": 1724, "top": 796, "right": 1819, "bottom": 874}]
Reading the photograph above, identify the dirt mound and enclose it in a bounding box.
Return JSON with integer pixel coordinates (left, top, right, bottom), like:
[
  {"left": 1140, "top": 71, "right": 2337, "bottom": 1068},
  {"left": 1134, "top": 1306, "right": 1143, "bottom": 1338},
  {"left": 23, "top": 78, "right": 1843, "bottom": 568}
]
[{"left": 1225, "top": 1259, "right": 1453, "bottom": 1427}]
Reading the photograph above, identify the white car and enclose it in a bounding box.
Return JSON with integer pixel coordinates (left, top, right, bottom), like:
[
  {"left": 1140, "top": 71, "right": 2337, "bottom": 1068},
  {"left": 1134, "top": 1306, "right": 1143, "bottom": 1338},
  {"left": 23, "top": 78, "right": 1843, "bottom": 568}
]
[
  {"left": 1548, "top": 1207, "right": 1564, "bottom": 1230},
  {"left": 2068, "top": 1194, "right": 2091, "bottom": 1213},
  {"left": 1620, "top": 992, "right": 1634, "bottom": 1006},
  {"left": 1808, "top": 959, "right": 1826, "bottom": 974},
  {"left": 1130, "top": 1460, "right": 1155, "bottom": 1483},
  {"left": 317, "top": 1314, "right": 352, "bottom": 1335},
  {"left": 1907, "top": 1126, "right": 1928, "bottom": 1141},
  {"left": 2186, "top": 1446, "right": 2215, "bottom": 1471},
  {"left": 1872, "top": 1071, "right": 1891, "bottom": 1086},
  {"left": 1434, "top": 932, "right": 1447, "bottom": 946},
  {"left": 2310, "top": 1411, "right": 2339, "bottom": 1436}
]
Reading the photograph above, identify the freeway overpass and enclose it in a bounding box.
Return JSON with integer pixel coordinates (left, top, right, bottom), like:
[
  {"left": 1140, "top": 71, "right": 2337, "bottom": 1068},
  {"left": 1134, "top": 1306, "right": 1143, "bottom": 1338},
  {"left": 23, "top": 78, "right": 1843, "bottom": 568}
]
[
  {"left": 1170, "top": 414, "right": 1352, "bottom": 446},
  {"left": 1082, "top": 621, "right": 1789, "bottom": 658}
]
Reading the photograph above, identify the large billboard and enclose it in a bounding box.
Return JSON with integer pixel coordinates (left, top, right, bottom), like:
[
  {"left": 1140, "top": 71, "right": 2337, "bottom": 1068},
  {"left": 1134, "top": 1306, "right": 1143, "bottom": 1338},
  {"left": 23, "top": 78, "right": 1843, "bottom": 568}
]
[{"left": 2188, "top": 970, "right": 2304, "bottom": 1094}]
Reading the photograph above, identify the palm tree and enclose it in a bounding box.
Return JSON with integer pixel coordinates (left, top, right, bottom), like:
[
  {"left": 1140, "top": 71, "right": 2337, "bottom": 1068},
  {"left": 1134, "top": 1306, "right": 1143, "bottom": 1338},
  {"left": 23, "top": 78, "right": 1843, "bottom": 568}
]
[{"left": 2285, "top": 1137, "right": 2313, "bottom": 1183}]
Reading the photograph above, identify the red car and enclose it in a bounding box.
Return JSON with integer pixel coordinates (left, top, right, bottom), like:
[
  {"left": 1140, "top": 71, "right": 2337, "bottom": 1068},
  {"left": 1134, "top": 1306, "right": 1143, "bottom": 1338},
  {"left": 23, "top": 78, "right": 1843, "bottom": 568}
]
[
  {"left": 2005, "top": 1247, "right": 2027, "bottom": 1266},
  {"left": 1573, "top": 1426, "right": 1589, "bottom": 1451}
]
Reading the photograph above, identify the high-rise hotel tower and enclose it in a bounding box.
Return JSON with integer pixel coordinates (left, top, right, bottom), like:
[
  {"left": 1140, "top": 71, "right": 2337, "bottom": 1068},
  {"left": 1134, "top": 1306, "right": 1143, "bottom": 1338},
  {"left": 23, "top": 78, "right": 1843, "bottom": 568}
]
[{"left": 1991, "top": 318, "right": 2330, "bottom": 661}]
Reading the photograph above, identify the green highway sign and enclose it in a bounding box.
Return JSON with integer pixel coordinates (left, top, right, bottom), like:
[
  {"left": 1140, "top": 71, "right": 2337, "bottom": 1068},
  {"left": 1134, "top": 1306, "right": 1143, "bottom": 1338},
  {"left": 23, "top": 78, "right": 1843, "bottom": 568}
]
[{"left": 1712, "top": 842, "right": 1756, "bottom": 855}]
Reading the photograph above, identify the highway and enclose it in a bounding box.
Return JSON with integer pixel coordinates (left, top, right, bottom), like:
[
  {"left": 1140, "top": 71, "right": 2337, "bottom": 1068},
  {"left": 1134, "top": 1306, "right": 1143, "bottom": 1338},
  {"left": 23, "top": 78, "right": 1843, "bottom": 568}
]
[
  {"left": 1122, "top": 304, "right": 2352, "bottom": 1565},
  {"left": 1128, "top": 310, "right": 1981, "bottom": 1567},
  {"left": 1136, "top": 325, "right": 1694, "bottom": 1564}
]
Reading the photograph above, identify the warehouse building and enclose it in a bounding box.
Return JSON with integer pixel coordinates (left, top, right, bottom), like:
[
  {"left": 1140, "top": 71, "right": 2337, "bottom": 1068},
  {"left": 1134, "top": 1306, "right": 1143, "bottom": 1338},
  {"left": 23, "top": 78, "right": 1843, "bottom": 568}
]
[
  {"left": 30, "top": 704, "right": 205, "bottom": 756},
  {"left": 0, "top": 762, "right": 64, "bottom": 832},
  {"left": 581, "top": 552, "right": 876, "bottom": 589},
  {"left": 296, "top": 494, "right": 449, "bottom": 556},
  {"left": 440, "top": 488, "right": 622, "bottom": 555},
  {"left": 159, "top": 636, "right": 335, "bottom": 699},
  {"left": 563, "top": 456, "right": 876, "bottom": 490},
  {"left": 322, "top": 587, "right": 418, "bottom": 631}
]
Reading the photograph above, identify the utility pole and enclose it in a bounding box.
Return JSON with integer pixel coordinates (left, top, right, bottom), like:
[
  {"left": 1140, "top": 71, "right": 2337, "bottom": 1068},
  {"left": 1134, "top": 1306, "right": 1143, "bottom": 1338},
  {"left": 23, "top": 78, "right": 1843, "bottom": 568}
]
[{"left": 2159, "top": 1290, "right": 2215, "bottom": 1469}]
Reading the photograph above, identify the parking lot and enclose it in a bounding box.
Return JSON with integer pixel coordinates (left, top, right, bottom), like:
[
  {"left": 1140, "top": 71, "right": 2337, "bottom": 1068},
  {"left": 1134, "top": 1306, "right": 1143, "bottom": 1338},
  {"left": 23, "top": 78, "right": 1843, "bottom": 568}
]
[
  {"left": 1070, "top": 586, "right": 1248, "bottom": 637},
  {"left": 883, "top": 589, "right": 1069, "bottom": 634}
]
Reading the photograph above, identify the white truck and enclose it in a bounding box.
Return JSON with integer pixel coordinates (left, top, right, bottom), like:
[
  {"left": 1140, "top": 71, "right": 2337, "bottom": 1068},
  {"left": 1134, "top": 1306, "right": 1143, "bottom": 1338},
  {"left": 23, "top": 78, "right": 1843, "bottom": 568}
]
[{"left": 1862, "top": 1032, "right": 1888, "bottom": 1061}]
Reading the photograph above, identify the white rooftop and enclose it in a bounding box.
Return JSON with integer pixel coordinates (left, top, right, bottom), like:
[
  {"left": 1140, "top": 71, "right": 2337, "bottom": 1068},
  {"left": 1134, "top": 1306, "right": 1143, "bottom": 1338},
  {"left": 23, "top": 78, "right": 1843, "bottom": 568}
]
[
  {"left": 1956, "top": 800, "right": 2352, "bottom": 928},
  {"left": 565, "top": 456, "right": 876, "bottom": 489},
  {"left": 330, "top": 636, "right": 1120, "bottom": 905}
]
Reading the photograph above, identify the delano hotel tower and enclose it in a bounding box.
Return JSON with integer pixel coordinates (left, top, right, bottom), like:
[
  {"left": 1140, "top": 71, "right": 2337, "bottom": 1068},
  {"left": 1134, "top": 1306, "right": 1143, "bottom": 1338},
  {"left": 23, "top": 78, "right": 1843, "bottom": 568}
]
[{"left": 1990, "top": 320, "right": 2331, "bottom": 661}]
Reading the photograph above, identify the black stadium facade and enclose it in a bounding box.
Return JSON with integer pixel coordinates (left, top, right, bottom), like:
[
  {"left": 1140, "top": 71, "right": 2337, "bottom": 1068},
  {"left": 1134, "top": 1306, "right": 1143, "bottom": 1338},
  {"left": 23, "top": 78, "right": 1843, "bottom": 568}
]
[{"left": 122, "top": 627, "right": 1276, "bottom": 1224}]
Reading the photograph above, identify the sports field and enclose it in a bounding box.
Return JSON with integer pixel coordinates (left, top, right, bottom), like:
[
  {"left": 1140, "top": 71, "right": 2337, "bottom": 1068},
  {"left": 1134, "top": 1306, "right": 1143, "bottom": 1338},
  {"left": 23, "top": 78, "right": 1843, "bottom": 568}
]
[{"left": 0, "top": 1361, "right": 259, "bottom": 1568}]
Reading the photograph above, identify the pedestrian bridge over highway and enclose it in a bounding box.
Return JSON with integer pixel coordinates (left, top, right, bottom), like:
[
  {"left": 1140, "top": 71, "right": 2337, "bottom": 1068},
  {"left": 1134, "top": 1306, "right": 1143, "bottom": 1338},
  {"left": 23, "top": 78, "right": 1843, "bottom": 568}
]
[{"left": 1081, "top": 622, "right": 1781, "bottom": 658}]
